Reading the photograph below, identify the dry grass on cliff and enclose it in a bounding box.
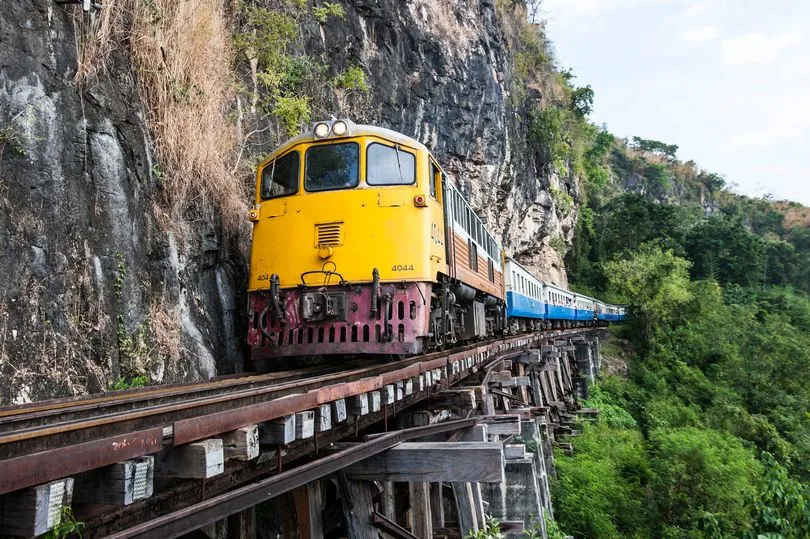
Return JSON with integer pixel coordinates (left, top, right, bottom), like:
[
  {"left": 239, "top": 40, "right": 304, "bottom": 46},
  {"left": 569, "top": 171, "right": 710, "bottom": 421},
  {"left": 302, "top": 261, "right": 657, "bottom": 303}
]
[{"left": 73, "top": 0, "right": 249, "bottom": 235}]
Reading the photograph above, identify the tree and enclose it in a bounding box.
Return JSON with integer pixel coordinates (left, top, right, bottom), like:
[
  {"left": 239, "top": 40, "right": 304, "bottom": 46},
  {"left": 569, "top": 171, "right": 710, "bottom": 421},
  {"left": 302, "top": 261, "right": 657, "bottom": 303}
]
[
  {"left": 649, "top": 427, "right": 761, "bottom": 536},
  {"left": 685, "top": 217, "right": 765, "bottom": 286},
  {"left": 570, "top": 85, "right": 594, "bottom": 117},
  {"left": 631, "top": 136, "right": 678, "bottom": 159},
  {"left": 602, "top": 243, "right": 693, "bottom": 343}
]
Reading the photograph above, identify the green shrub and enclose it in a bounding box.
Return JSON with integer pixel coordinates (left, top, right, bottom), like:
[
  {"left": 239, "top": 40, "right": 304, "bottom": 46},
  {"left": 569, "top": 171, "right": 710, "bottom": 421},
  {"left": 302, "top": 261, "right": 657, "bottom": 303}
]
[{"left": 312, "top": 2, "right": 345, "bottom": 23}]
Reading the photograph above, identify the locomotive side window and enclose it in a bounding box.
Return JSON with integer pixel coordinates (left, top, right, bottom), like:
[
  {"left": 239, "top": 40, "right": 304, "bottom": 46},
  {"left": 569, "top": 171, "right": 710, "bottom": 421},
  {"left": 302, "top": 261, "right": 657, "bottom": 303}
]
[
  {"left": 305, "top": 142, "right": 359, "bottom": 192},
  {"left": 367, "top": 143, "right": 415, "bottom": 185},
  {"left": 430, "top": 162, "right": 438, "bottom": 198},
  {"left": 261, "top": 150, "right": 299, "bottom": 200}
]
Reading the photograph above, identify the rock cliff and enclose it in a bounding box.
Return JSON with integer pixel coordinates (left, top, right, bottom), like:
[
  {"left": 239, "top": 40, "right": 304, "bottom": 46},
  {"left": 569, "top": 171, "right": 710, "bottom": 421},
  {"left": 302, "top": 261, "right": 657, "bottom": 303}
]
[{"left": 0, "top": 0, "right": 580, "bottom": 403}]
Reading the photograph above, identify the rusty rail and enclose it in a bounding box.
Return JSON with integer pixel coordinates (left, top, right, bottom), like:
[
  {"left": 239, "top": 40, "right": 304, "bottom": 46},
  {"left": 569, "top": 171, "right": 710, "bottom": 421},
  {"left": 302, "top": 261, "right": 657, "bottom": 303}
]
[{"left": 0, "top": 328, "right": 596, "bottom": 499}]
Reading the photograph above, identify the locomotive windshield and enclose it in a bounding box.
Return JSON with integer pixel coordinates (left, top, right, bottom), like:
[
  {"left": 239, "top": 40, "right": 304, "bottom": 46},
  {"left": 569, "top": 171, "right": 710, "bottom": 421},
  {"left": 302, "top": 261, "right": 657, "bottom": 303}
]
[
  {"left": 305, "top": 142, "right": 359, "bottom": 192},
  {"left": 261, "top": 150, "right": 299, "bottom": 199},
  {"left": 366, "top": 143, "right": 415, "bottom": 185}
]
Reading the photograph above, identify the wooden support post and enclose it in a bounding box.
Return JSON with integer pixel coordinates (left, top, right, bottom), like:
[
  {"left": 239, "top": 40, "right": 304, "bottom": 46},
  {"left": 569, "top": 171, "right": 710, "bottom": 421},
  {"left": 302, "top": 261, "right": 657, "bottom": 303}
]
[
  {"left": 163, "top": 438, "right": 224, "bottom": 479},
  {"left": 223, "top": 425, "right": 259, "bottom": 462},
  {"left": 346, "top": 443, "right": 504, "bottom": 482},
  {"left": 452, "top": 482, "right": 479, "bottom": 535},
  {"left": 293, "top": 481, "right": 324, "bottom": 539},
  {"left": 340, "top": 474, "right": 377, "bottom": 539},
  {"left": 227, "top": 506, "right": 256, "bottom": 539},
  {"left": 430, "top": 482, "right": 445, "bottom": 530},
  {"left": 74, "top": 456, "right": 154, "bottom": 506},
  {"left": 382, "top": 481, "right": 396, "bottom": 520},
  {"left": 0, "top": 478, "right": 74, "bottom": 536},
  {"left": 409, "top": 482, "right": 432, "bottom": 538},
  {"left": 262, "top": 415, "right": 296, "bottom": 445}
]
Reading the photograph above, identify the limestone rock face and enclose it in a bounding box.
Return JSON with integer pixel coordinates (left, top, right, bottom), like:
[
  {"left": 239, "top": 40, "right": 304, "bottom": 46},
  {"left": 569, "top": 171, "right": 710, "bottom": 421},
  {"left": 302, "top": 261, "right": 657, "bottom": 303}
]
[
  {"left": 0, "top": 0, "right": 579, "bottom": 402},
  {"left": 0, "top": 2, "right": 244, "bottom": 403},
  {"left": 298, "top": 0, "right": 579, "bottom": 286}
]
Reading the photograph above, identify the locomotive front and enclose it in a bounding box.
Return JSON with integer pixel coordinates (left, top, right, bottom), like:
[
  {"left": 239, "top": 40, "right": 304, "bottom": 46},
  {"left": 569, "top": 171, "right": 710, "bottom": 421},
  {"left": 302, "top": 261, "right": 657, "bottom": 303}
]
[{"left": 247, "top": 120, "right": 448, "bottom": 364}]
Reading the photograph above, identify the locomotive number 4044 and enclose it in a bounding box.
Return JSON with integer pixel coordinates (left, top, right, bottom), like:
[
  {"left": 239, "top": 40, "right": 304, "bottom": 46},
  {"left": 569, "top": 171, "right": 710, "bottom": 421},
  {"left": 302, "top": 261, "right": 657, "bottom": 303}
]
[{"left": 391, "top": 264, "right": 415, "bottom": 272}]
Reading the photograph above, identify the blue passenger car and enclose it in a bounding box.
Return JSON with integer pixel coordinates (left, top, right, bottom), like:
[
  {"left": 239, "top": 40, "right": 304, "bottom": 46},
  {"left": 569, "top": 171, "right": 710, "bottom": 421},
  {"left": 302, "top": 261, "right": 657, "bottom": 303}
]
[
  {"left": 504, "top": 258, "right": 545, "bottom": 320},
  {"left": 544, "top": 282, "right": 576, "bottom": 321}
]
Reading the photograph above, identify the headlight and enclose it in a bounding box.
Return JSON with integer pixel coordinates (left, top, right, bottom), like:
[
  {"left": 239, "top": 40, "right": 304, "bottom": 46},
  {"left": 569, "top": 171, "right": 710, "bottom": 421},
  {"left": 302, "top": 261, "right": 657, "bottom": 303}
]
[
  {"left": 331, "top": 120, "right": 348, "bottom": 136},
  {"left": 314, "top": 122, "right": 330, "bottom": 138}
]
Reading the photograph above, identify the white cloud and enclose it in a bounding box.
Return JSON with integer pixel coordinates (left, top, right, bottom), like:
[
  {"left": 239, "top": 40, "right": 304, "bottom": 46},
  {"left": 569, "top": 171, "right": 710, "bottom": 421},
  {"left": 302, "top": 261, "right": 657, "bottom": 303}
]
[
  {"left": 682, "top": 2, "right": 708, "bottom": 17},
  {"left": 681, "top": 25, "right": 719, "bottom": 42},
  {"left": 722, "top": 30, "right": 802, "bottom": 65}
]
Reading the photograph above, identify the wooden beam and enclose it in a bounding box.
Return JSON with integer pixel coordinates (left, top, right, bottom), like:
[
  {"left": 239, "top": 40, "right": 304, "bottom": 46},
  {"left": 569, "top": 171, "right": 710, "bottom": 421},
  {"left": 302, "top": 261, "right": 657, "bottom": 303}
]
[
  {"left": 162, "top": 438, "right": 223, "bottom": 479},
  {"left": 371, "top": 511, "right": 418, "bottom": 539},
  {"left": 0, "top": 478, "right": 74, "bottom": 536},
  {"left": 346, "top": 443, "right": 503, "bottom": 483},
  {"left": 482, "top": 416, "right": 521, "bottom": 436},
  {"left": 262, "top": 415, "right": 296, "bottom": 445},
  {"left": 331, "top": 399, "right": 347, "bottom": 424},
  {"left": 74, "top": 456, "right": 154, "bottom": 506},
  {"left": 296, "top": 411, "right": 315, "bottom": 440},
  {"left": 316, "top": 404, "right": 332, "bottom": 433},
  {"left": 223, "top": 425, "right": 259, "bottom": 462},
  {"left": 425, "top": 389, "right": 476, "bottom": 413},
  {"left": 409, "top": 482, "right": 432, "bottom": 538}
]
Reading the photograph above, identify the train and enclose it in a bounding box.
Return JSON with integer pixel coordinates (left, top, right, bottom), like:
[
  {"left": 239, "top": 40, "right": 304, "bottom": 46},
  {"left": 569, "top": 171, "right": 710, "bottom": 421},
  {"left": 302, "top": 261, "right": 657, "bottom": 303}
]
[{"left": 246, "top": 119, "right": 626, "bottom": 364}]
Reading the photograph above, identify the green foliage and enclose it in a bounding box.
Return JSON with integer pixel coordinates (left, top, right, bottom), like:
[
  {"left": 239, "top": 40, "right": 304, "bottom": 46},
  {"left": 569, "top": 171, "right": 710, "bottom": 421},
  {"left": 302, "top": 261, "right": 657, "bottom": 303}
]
[
  {"left": 631, "top": 135, "right": 678, "bottom": 159},
  {"left": 582, "top": 383, "right": 638, "bottom": 429},
  {"left": 685, "top": 217, "right": 766, "bottom": 286},
  {"left": 43, "top": 507, "right": 85, "bottom": 538},
  {"left": 0, "top": 125, "right": 26, "bottom": 158},
  {"left": 272, "top": 95, "right": 311, "bottom": 136},
  {"left": 332, "top": 65, "right": 369, "bottom": 93},
  {"left": 570, "top": 85, "right": 594, "bottom": 117},
  {"left": 112, "top": 375, "right": 150, "bottom": 391},
  {"left": 649, "top": 427, "right": 761, "bottom": 535},
  {"left": 549, "top": 186, "right": 574, "bottom": 215},
  {"left": 465, "top": 516, "right": 503, "bottom": 538},
  {"left": 544, "top": 515, "right": 568, "bottom": 539},
  {"left": 603, "top": 242, "right": 693, "bottom": 342},
  {"left": 752, "top": 452, "right": 810, "bottom": 537},
  {"left": 312, "top": 2, "right": 345, "bottom": 23},
  {"left": 554, "top": 423, "right": 652, "bottom": 538}
]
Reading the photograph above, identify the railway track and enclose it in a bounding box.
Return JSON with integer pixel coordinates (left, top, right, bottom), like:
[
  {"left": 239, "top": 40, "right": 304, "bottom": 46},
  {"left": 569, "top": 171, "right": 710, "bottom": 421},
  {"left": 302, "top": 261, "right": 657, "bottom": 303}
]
[{"left": 0, "top": 327, "right": 599, "bottom": 536}]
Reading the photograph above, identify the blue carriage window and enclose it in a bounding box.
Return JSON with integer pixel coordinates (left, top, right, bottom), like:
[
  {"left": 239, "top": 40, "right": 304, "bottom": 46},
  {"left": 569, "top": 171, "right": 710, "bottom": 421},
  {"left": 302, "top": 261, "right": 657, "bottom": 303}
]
[{"left": 305, "top": 142, "right": 359, "bottom": 192}]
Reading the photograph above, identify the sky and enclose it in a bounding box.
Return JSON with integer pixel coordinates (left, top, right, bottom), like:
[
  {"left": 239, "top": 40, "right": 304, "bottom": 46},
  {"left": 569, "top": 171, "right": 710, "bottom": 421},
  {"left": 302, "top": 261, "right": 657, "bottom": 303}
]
[{"left": 540, "top": 0, "right": 810, "bottom": 205}]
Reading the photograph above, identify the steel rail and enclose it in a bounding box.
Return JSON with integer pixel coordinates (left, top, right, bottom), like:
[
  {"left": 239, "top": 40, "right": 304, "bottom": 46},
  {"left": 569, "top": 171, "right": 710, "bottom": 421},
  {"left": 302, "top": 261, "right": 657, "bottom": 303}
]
[{"left": 0, "top": 328, "right": 596, "bottom": 497}]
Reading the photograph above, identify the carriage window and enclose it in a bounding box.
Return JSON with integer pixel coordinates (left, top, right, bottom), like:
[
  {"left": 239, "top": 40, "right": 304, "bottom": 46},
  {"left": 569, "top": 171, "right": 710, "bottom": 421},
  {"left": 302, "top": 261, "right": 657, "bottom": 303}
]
[
  {"left": 305, "top": 142, "right": 359, "bottom": 192},
  {"left": 367, "top": 143, "right": 415, "bottom": 185},
  {"left": 261, "top": 150, "right": 299, "bottom": 199},
  {"left": 488, "top": 259, "right": 495, "bottom": 282}
]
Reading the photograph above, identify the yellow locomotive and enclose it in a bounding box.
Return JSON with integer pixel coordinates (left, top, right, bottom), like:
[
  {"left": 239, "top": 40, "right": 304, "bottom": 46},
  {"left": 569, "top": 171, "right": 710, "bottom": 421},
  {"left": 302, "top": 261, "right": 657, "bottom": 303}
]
[{"left": 247, "top": 119, "right": 505, "bottom": 363}]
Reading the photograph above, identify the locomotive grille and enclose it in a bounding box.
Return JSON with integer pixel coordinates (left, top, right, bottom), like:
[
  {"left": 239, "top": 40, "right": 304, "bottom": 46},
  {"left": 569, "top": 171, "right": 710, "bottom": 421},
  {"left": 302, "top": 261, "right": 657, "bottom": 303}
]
[{"left": 315, "top": 222, "right": 343, "bottom": 246}]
